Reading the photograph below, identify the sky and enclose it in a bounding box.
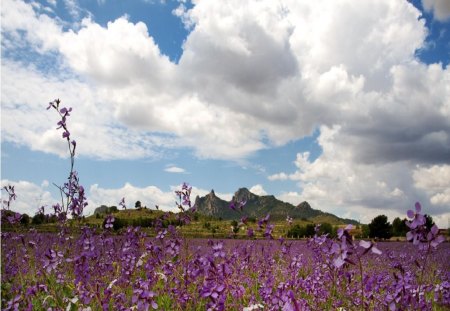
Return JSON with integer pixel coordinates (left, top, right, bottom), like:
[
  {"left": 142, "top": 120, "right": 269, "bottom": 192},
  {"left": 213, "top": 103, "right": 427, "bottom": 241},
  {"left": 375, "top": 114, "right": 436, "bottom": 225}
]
[{"left": 1, "top": 0, "right": 450, "bottom": 228}]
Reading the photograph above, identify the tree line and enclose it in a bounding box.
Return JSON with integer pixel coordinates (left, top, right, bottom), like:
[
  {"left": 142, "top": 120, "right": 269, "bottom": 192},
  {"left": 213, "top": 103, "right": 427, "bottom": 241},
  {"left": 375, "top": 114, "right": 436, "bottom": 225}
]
[{"left": 285, "top": 214, "right": 438, "bottom": 240}]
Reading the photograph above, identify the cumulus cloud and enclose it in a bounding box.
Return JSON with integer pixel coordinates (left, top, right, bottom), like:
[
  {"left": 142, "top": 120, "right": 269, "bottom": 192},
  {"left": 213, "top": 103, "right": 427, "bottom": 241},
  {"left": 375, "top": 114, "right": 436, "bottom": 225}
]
[
  {"left": 268, "top": 172, "right": 289, "bottom": 181},
  {"left": 422, "top": 0, "right": 450, "bottom": 21},
  {"left": 413, "top": 165, "right": 450, "bottom": 205},
  {"left": 89, "top": 183, "right": 177, "bottom": 213},
  {"left": 249, "top": 184, "right": 267, "bottom": 196},
  {"left": 2, "top": 0, "right": 440, "bottom": 162},
  {"left": 269, "top": 126, "right": 450, "bottom": 228}
]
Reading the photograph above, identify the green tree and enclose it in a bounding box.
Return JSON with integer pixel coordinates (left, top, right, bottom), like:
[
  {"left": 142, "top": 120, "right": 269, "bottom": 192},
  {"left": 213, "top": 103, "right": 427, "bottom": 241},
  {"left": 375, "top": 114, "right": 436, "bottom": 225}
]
[
  {"left": 424, "top": 214, "right": 434, "bottom": 230},
  {"left": 135, "top": 201, "right": 142, "bottom": 209},
  {"left": 32, "top": 213, "right": 45, "bottom": 225},
  {"left": 109, "top": 206, "right": 118, "bottom": 213},
  {"left": 305, "top": 224, "right": 316, "bottom": 237},
  {"left": 360, "top": 224, "right": 370, "bottom": 238},
  {"left": 392, "top": 217, "right": 408, "bottom": 237},
  {"left": 368, "top": 215, "right": 393, "bottom": 240},
  {"left": 287, "top": 224, "right": 305, "bottom": 238},
  {"left": 20, "top": 213, "right": 30, "bottom": 226},
  {"left": 319, "top": 223, "right": 334, "bottom": 236}
]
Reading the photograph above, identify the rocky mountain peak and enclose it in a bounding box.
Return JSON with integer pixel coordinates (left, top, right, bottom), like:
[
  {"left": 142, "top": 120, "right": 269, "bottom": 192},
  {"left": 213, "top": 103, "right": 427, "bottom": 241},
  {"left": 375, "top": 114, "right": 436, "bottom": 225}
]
[
  {"left": 233, "top": 187, "right": 257, "bottom": 202},
  {"left": 207, "top": 189, "right": 216, "bottom": 197},
  {"left": 193, "top": 188, "right": 358, "bottom": 224},
  {"left": 296, "top": 201, "right": 312, "bottom": 210}
]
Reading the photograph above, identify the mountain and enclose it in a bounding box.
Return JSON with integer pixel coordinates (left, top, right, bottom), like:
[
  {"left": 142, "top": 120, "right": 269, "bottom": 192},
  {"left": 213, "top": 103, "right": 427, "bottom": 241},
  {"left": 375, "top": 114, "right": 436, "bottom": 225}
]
[
  {"left": 193, "top": 187, "right": 358, "bottom": 224},
  {"left": 192, "top": 190, "right": 232, "bottom": 219}
]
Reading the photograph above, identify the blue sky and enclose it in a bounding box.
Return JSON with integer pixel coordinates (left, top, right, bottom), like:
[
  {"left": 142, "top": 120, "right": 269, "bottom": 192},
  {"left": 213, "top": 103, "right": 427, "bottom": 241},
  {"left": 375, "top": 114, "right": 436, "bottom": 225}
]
[{"left": 1, "top": 0, "right": 450, "bottom": 227}]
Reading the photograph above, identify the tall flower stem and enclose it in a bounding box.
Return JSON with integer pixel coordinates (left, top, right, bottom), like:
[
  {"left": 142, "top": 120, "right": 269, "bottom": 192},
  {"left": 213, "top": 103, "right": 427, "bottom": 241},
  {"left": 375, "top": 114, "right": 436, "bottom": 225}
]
[{"left": 358, "top": 257, "right": 364, "bottom": 311}]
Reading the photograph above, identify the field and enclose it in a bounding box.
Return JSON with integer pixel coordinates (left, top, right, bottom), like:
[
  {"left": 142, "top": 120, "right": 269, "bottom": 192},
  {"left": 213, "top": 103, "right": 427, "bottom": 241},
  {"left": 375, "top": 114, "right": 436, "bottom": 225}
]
[
  {"left": 1, "top": 224, "right": 449, "bottom": 310},
  {"left": 2, "top": 101, "right": 449, "bottom": 310}
]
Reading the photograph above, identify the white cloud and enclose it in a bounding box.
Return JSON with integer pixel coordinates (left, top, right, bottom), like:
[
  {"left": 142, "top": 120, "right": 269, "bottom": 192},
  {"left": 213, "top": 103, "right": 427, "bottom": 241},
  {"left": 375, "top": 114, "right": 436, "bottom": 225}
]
[
  {"left": 172, "top": 3, "right": 194, "bottom": 30},
  {"left": 269, "top": 126, "right": 450, "bottom": 228},
  {"left": 249, "top": 184, "right": 267, "bottom": 196},
  {"left": 63, "top": 0, "right": 82, "bottom": 20},
  {"left": 413, "top": 165, "right": 450, "bottom": 205},
  {"left": 2, "top": 0, "right": 442, "bottom": 162},
  {"left": 89, "top": 182, "right": 176, "bottom": 213},
  {"left": 422, "top": 0, "right": 450, "bottom": 21},
  {"left": 268, "top": 172, "right": 289, "bottom": 181},
  {"left": 164, "top": 166, "right": 186, "bottom": 173}
]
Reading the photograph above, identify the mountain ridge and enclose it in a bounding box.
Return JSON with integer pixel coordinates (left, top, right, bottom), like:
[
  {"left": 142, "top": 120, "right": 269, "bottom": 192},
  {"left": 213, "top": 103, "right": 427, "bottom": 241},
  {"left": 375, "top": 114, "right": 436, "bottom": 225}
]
[{"left": 193, "top": 187, "right": 359, "bottom": 224}]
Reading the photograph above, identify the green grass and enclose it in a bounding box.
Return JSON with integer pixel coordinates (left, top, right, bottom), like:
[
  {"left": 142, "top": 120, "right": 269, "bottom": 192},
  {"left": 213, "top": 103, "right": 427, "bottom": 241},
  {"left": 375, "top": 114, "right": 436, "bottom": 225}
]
[{"left": 5, "top": 208, "right": 358, "bottom": 238}]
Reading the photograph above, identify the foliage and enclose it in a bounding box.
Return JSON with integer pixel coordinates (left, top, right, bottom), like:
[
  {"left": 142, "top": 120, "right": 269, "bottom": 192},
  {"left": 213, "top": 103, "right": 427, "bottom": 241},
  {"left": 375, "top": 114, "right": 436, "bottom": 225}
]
[
  {"left": 392, "top": 217, "right": 409, "bottom": 237},
  {"left": 368, "top": 214, "right": 393, "bottom": 240}
]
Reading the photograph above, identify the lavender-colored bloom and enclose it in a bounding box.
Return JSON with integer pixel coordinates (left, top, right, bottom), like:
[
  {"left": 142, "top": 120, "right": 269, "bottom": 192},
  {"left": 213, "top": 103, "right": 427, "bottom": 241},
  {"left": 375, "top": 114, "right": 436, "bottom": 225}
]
[
  {"left": 156, "top": 229, "right": 167, "bottom": 240},
  {"left": 239, "top": 216, "right": 248, "bottom": 226},
  {"left": 359, "top": 240, "right": 382, "bottom": 255},
  {"left": 238, "top": 199, "right": 247, "bottom": 211},
  {"left": 6, "top": 212, "right": 22, "bottom": 225},
  {"left": 229, "top": 202, "right": 236, "bottom": 211},
  {"left": 247, "top": 228, "right": 254, "bottom": 238},
  {"left": 60, "top": 107, "right": 72, "bottom": 115},
  {"left": 264, "top": 224, "right": 274, "bottom": 239},
  {"left": 212, "top": 242, "right": 225, "bottom": 258},
  {"left": 104, "top": 214, "right": 115, "bottom": 229},
  {"left": 43, "top": 249, "right": 63, "bottom": 273}
]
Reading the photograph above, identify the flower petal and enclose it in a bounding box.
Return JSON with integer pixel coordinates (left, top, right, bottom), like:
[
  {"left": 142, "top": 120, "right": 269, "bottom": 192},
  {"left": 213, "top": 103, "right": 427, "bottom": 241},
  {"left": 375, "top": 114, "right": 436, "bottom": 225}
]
[
  {"left": 415, "top": 202, "right": 421, "bottom": 213},
  {"left": 371, "top": 246, "right": 382, "bottom": 255},
  {"left": 359, "top": 240, "right": 371, "bottom": 249},
  {"left": 407, "top": 210, "right": 414, "bottom": 219}
]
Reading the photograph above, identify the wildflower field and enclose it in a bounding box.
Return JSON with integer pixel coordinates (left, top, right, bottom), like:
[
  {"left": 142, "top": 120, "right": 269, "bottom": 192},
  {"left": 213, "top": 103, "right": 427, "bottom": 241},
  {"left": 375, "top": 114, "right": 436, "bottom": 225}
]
[
  {"left": 1, "top": 225, "right": 449, "bottom": 310},
  {"left": 1, "top": 101, "right": 449, "bottom": 310}
]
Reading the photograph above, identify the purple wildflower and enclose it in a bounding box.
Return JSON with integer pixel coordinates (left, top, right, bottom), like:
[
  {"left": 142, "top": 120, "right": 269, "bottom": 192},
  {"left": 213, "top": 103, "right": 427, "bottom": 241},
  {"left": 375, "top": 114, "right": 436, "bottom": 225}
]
[{"left": 105, "top": 214, "right": 115, "bottom": 229}]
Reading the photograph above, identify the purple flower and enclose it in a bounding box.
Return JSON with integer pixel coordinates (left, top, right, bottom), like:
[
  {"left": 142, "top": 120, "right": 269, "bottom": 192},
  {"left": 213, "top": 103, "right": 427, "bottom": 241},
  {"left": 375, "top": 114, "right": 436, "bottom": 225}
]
[
  {"left": 43, "top": 249, "right": 63, "bottom": 273},
  {"left": 229, "top": 202, "right": 236, "bottom": 211},
  {"left": 212, "top": 242, "right": 225, "bottom": 258},
  {"left": 359, "top": 240, "right": 382, "bottom": 255},
  {"left": 105, "top": 214, "right": 115, "bottom": 229},
  {"left": 264, "top": 224, "right": 274, "bottom": 239},
  {"left": 247, "top": 228, "right": 254, "bottom": 238},
  {"left": 239, "top": 216, "right": 248, "bottom": 226},
  {"left": 6, "top": 212, "right": 22, "bottom": 225},
  {"left": 156, "top": 229, "right": 167, "bottom": 240},
  {"left": 238, "top": 199, "right": 246, "bottom": 211},
  {"left": 62, "top": 130, "right": 70, "bottom": 139},
  {"left": 60, "top": 107, "right": 72, "bottom": 115}
]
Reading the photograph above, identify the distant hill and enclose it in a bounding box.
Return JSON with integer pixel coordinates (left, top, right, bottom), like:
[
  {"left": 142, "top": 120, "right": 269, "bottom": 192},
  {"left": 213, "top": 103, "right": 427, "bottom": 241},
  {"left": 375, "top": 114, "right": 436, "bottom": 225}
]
[
  {"left": 193, "top": 188, "right": 358, "bottom": 225},
  {"left": 93, "top": 205, "right": 118, "bottom": 215}
]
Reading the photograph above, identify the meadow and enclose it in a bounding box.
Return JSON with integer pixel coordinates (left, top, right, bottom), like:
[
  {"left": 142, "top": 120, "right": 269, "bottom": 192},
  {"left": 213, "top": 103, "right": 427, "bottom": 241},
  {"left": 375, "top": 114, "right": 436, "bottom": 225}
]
[
  {"left": 1, "top": 100, "right": 449, "bottom": 310},
  {"left": 1, "top": 224, "right": 449, "bottom": 310}
]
